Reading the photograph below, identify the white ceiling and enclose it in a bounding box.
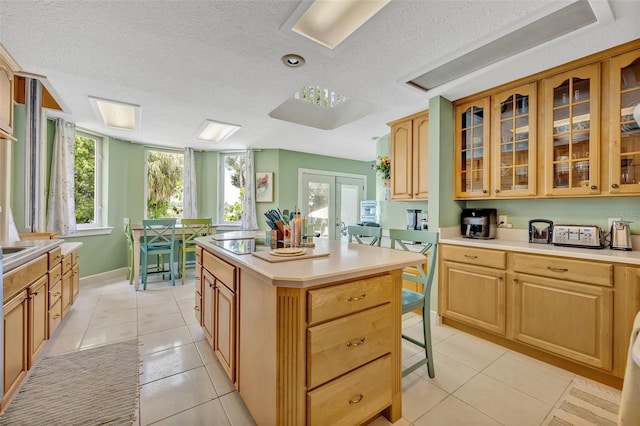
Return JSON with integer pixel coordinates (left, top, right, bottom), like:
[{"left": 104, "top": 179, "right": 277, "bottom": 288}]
[{"left": 0, "top": 0, "right": 638, "bottom": 162}]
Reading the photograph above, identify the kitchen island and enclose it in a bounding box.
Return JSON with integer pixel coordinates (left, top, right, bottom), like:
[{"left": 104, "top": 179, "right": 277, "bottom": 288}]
[{"left": 194, "top": 236, "right": 426, "bottom": 425}]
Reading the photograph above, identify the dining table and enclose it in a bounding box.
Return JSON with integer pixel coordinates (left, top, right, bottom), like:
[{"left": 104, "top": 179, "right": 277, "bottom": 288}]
[{"left": 130, "top": 223, "right": 217, "bottom": 290}]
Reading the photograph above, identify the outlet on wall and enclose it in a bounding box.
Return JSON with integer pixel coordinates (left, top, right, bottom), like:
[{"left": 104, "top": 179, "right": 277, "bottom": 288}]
[{"left": 499, "top": 215, "right": 508, "bottom": 226}]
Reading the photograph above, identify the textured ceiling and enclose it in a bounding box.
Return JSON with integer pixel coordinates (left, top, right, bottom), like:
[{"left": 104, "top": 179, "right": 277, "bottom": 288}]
[{"left": 0, "top": 0, "right": 638, "bottom": 161}]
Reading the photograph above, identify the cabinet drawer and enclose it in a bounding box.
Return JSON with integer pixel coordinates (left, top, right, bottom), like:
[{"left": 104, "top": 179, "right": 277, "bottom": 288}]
[
  {"left": 307, "top": 304, "right": 392, "bottom": 389},
  {"left": 441, "top": 245, "right": 506, "bottom": 269},
  {"left": 512, "top": 253, "right": 612, "bottom": 287},
  {"left": 307, "top": 354, "right": 392, "bottom": 426},
  {"left": 48, "top": 298, "right": 62, "bottom": 338},
  {"left": 49, "top": 281, "right": 62, "bottom": 308},
  {"left": 203, "top": 251, "right": 235, "bottom": 291},
  {"left": 48, "top": 263, "right": 62, "bottom": 284},
  {"left": 195, "top": 247, "right": 202, "bottom": 264},
  {"left": 307, "top": 275, "right": 392, "bottom": 324},
  {"left": 3, "top": 254, "right": 48, "bottom": 303},
  {"left": 48, "top": 247, "right": 62, "bottom": 269},
  {"left": 71, "top": 251, "right": 80, "bottom": 266},
  {"left": 62, "top": 254, "right": 73, "bottom": 274}
]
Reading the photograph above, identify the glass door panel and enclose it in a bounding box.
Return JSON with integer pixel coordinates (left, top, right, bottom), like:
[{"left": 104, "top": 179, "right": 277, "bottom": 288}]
[{"left": 455, "top": 98, "right": 490, "bottom": 198}]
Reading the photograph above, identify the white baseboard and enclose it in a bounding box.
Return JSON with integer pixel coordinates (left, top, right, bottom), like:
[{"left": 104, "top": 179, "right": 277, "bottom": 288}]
[{"left": 80, "top": 267, "right": 128, "bottom": 286}]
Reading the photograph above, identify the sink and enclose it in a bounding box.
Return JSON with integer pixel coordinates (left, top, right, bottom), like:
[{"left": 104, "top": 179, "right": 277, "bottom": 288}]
[{"left": 2, "top": 246, "right": 29, "bottom": 257}]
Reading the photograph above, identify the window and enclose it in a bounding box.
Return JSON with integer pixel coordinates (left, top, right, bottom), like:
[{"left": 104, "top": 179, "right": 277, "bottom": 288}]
[
  {"left": 220, "top": 152, "right": 246, "bottom": 224},
  {"left": 74, "top": 131, "right": 103, "bottom": 228},
  {"left": 146, "top": 149, "right": 184, "bottom": 219}
]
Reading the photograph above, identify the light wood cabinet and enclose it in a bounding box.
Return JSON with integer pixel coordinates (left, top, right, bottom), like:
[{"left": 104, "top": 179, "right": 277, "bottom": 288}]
[
  {"left": 27, "top": 275, "right": 48, "bottom": 368},
  {"left": 195, "top": 247, "right": 203, "bottom": 325},
  {"left": 60, "top": 267, "right": 73, "bottom": 318},
  {"left": 3, "top": 290, "right": 28, "bottom": 403},
  {"left": 388, "top": 111, "right": 428, "bottom": 200},
  {"left": 202, "top": 269, "right": 215, "bottom": 346},
  {"left": 543, "top": 63, "right": 601, "bottom": 196},
  {"left": 491, "top": 83, "right": 537, "bottom": 197},
  {"left": 607, "top": 48, "right": 640, "bottom": 194},
  {"left": 440, "top": 258, "right": 506, "bottom": 336},
  {"left": 72, "top": 252, "right": 80, "bottom": 299},
  {"left": 455, "top": 98, "right": 491, "bottom": 198},
  {"left": 512, "top": 272, "right": 612, "bottom": 370},
  {"left": 0, "top": 47, "right": 16, "bottom": 137},
  {"left": 214, "top": 280, "right": 236, "bottom": 381}
]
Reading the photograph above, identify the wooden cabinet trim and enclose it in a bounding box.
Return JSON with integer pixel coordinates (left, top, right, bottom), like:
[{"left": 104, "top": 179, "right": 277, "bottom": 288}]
[{"left": 3, "top": 254, "right": 48, "bottom": 303}]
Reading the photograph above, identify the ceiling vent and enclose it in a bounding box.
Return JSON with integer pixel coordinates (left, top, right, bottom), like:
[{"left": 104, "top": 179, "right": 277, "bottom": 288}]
[{"left": 407, "top": 0, "right": 599, "bottom": 92}]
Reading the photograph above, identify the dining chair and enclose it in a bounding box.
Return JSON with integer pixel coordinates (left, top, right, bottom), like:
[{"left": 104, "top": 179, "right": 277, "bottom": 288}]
[
  {"left": 123, "top": 218, "right": 135, "bottom": 285},
  {"left": 389, "top": 228, "right": 439, "bottom": 378},
  {"left": 347, "top": 225, "right": 382, "bottom": 246},
  {"left": 179, "top": 218, "right": 212, "bottom": 285},
  {"left": 140, "top": 218, "right": 177, "bottom": 289}
]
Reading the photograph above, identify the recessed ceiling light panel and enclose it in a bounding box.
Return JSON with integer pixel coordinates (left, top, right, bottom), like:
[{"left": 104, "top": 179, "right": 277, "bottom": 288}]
[
  {"left": 196, "top": 119, "right": 241, "bottom": 143},
  {"left": 291, "top": 0, "right": 390, "bottom": 49},
  {"left": 282, "top": 54, "right": 305, "bottom": 67},
  {"left": 88, "top": 96, "right": 140, "bottom": 130}
]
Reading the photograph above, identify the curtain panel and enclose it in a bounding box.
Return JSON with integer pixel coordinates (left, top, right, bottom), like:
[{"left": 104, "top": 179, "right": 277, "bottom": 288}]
[
  {"left": 46, "top": 119, "right": 77, "bottom": 236},
  {"left": 183, "top": 148, "right": 197, "bottom": 218},
  {"left": 241, "top": 149, "right": 258, "bottom": 230}
]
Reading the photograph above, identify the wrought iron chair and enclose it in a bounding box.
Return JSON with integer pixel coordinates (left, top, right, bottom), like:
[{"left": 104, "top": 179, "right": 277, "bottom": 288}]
[
  {"left": 140, "top": 218, "right": 177, "bottom": 289},
  {"left": 389, "top": 229, "right": 439, "bottom": 378},
  {"left": 347, "top": 225, "right": 382, "bottom": 246},
  {"left": 179, "top": 218, "right": 212, "bottom": 285}
]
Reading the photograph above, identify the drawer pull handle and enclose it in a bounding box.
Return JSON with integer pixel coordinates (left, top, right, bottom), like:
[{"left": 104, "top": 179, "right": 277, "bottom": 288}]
[
  {"left": 547, "top": 267, "right": 568, "bottom": 273},
  {"left": 194, "top": 306, "right": 200, "bottom": 311},
  {"left": 54, "top": 292, "right": 61, "bottom": 297},
  {"left": 349, "top": 394, "right": 364, "bottom": 405},
  {"left": 464, "top": 255, "right": 478, "bottom": 259},
  {"left": 346, "top": 338, "right": 366, "bottom": 347},
  {"left": 347, "top": 294, "right": 366, "bottom": 302},
  {"left": 53, "top": 314, "right": 61, "bottom": 319}
]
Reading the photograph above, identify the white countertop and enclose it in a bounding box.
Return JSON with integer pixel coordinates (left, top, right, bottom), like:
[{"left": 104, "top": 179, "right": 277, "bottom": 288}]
[
  {"left": 196, "top": 236, "right": 426, "bottom": 288},
  {"left": 1, "top": 239, "right": 64, "bottom": 273},
  {"left": 439, "top": 227, "right": 640, "bottom": 266}
]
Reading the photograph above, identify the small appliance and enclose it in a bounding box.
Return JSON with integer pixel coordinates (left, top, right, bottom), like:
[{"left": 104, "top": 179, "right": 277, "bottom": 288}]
[
  {"left": 529, "top": 219, "right": 553, "bottom": 244},
  {"left": 610, "top": 220, "right": 633, "bottom": 251},
  {"left": 406, "top": 209, "right": 422, "bottom": 230},
  {"left": 552, "top": 225, "right": 606, "bottom": 249},
  {"left": 461, "top": 208, "right": 497, "bottom": 239}
]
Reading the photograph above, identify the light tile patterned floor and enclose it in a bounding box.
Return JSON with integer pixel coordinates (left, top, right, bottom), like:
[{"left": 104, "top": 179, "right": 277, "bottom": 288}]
[{"left": 29, "top": 274, "right": 621, "bottom": 425}]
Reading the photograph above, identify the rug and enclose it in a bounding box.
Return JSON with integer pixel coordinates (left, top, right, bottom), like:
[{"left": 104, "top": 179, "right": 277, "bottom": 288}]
[
  {"left": 543, "top": 378, "right": 621, "bottom": 426},
  {"left": 0, "top": 339, "right": 140, "bottom": 426}
]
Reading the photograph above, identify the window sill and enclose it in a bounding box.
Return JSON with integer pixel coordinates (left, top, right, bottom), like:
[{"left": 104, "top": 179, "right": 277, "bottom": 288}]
[{"left": 62, "top": 226, "right": 114, "bottom": 238}]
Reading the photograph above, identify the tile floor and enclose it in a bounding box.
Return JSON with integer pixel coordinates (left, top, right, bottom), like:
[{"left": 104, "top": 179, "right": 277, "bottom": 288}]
[{"left": 23, "top": 274, "right": 621, "bottom": 425}]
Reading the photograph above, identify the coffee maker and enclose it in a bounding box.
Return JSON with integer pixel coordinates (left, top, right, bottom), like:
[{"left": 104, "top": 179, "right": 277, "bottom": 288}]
[
  {"left": 406, "top": 209, "right": 422, "bottom": 230},
  {"left": 461, "top": 208, "right": 497, "bottom": 239}
]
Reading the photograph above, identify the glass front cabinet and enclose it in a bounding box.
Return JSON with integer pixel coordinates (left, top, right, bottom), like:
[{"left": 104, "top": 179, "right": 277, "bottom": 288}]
[
  {"left": 608, "top": 49, "right": 640, "bottom": 194},
  {"left": 543, "top": 63, "right": 600, "bottom": 196},
  {"left": 490, "top": 83, "right": 537, "bottom": 197},
  {"left": 455, "top": 98, "right": 490, "bottom": 198}
]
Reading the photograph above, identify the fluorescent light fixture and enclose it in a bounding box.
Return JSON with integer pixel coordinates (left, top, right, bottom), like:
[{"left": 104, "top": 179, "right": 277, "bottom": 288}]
[
  {"left": 292, "top": 0, "right": 390, "bottom": 49},
  {"left": 196, "top": 119, "right": 241, "bottom": 143},
  {"left": 88, "top": 96, "right": 140, "bottom": 130}
]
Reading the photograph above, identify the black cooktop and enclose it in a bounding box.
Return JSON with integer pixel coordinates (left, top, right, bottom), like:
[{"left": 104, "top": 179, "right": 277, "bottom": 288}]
[{"left": 210, "top": 238, "right": 269, "bottom": 255}]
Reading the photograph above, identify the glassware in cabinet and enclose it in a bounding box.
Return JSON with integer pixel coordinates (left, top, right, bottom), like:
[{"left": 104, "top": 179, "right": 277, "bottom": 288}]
[
  {"left": 609, "top": 49, "right": 640, "bottom": 193},
  {"left": 455, "top": 98, "right": 490, "bottom": 198},
  {"left": 544, "top": 63, "right": 600, "bottom": 195},
  {"left": 491, "top": 83, "right": 537, "bottom": 196}
]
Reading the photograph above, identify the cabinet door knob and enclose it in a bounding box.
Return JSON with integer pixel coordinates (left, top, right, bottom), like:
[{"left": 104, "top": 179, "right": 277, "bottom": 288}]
[
  {"left": 482, "top": 189, "right": 488, "bottom": 194},
  {"left": 495, "top": 189, "right": 500, "bottom": 193},
  {"left": 612, "top": 183, "right": 619, "bottom": 189},
  {"left": 590, "top": 185, "right": 597, "bottom": 190}
]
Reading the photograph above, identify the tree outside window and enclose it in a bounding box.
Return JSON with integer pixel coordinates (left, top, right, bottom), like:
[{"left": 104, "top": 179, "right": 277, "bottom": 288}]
[
  {"left": 74, "top": 133, "right": 100, "bottom": 226},
  {"left": 146, "top": 150, "right": 184, "bottom": 219},
  {"left": 222, "top": 154, "right": 245, "bottom": 223}
]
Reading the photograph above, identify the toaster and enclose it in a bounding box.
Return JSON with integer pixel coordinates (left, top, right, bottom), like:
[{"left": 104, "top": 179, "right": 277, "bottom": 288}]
[{"left": 552, "top": 225, "right": 606, "bottom": 249}]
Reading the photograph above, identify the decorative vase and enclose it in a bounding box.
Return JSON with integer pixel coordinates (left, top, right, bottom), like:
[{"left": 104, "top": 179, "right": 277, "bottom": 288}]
[{"left": 382, "top": 178, "right": 390, "bottom": 201}]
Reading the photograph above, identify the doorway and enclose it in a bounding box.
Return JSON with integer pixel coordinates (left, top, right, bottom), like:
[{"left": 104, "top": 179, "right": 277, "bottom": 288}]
[{"left": 298, "top": 169, "right": 366, "bottom": 241}]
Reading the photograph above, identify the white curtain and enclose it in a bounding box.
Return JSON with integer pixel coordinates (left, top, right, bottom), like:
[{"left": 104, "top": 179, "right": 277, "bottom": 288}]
[
  {"left": 241, "top": 149, "right": 258, "bottom": 230},
  {"left": 183, "top": 148, "right": 197, "bottom": 218},
  {"left": 46, "top": 119, "right": 77, "bottom": 236}
]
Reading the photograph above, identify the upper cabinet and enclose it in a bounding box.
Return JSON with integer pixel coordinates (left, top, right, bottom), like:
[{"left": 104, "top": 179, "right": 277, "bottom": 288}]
[
  {"left": 455, "top": 99, "right": 490, "bottom": 198},
  {"left": 608, "top": 49, "right": 640, "bottom": 194},
  {"left": 543, "top": 63, "right": 600, "bottom": 196},
  {"left": 0, "top": 45, "right": 18, "bottom": 138},
  {"left": 388, "top": 111, "right": 428, "bottom": 200},
  {"left": 491, "top": 83, "right": 537, "bottom": 197}
]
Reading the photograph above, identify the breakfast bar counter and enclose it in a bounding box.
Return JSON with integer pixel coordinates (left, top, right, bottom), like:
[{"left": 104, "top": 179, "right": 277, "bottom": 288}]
[{"left": 194, "top": 237, "right": 426, "bottom": 425}]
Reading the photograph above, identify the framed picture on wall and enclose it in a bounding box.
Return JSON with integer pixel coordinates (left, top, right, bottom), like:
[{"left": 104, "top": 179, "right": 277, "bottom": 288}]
[{"left": 255, "top": 172, "right": 273, "bottom": 202}]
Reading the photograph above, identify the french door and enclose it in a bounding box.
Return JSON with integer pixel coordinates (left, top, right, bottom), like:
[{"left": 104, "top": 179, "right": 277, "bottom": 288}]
[{"left": 299, "top": 170, "right": 366, "bottom": 241}]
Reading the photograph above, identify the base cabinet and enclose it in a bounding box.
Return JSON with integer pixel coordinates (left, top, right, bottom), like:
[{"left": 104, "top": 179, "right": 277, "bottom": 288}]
[
  {"left": 3, "top": 291, "right": 28, "bottom": 403},
  {"left": 28, "top": 275, "right": 48, "bottom": 368},
  {"left": 202, "top": 270, "right": 215, "bottom": 346},
  {"left": 512, "top": 272, "right": 613, "bottom": 370},
  {"left": 214, "top": 281, "right": 236, "bottom": 381}
]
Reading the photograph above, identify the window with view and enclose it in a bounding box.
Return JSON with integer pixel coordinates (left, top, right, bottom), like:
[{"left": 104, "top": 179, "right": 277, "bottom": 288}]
[
  {"left": 74, "top": 131, "right": 102, "bottom": 227},
  {"left": 146, "top": 150, "right": 184, "bottom": 219},
  {"left": 220, "top": 153, "right": 246, "bottom": 224}
]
